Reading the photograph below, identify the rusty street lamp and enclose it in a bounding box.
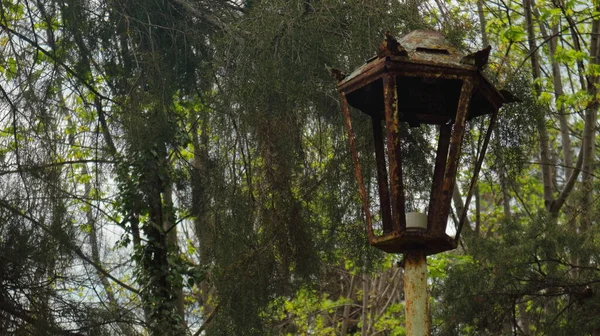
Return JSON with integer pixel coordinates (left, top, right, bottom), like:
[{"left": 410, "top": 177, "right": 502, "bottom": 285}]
[{"left": 333, "top": 30, "right": 514, "bottom": 335}]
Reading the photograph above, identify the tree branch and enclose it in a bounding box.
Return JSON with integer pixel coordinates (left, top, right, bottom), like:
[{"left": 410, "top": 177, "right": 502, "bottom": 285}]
[
  {"left": 0, "top": 200, "right": 140, "bottom": 295},
  {"left": 0, "top": 21, "right": 118, "bottom": 106}
]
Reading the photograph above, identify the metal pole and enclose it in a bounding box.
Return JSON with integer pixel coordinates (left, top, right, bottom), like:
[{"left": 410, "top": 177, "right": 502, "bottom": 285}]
[{"left": 404, "top": 250, "right": 430, "bottom": 336}]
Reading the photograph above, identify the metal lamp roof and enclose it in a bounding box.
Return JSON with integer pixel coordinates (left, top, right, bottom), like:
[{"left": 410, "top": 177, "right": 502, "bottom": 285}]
[
  {"left": 398, "top": 30, "right": 463, "bottom": 65},
  {"left": 335, "top": 30, "right": 508, "bottom": 124}
]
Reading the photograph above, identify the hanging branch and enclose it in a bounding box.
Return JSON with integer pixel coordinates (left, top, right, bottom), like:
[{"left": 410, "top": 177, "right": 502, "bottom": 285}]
[
  {"left": 0, "top": 200, "right": 140, "bottom": 295},
  {"left": 0, "top": 22, "right": 119, "bottom": 106}
]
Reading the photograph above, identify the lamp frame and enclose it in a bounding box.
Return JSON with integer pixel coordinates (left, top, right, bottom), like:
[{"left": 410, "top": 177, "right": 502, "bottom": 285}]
[{"left": 337, "top": 46, "right": 505, "bottom": 255}]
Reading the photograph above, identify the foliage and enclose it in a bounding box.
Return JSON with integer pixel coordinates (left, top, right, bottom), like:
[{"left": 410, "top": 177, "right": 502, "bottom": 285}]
[{"left": 1, "top": 0, "right": 600, "bottom": 335}]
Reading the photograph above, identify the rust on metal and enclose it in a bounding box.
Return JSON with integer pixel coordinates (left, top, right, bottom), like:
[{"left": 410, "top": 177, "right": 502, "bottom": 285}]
[
  {"left": 338, "top": 56, "right": 387, "bottom": 93},
  {"left": 460, "top": 45, "right": 492, "bottom": 69},
  {"left": 378, "top": 32, "right": 409, "bottom": 58},
  {"left": 427, "top": 123, "right": 452, "bottom": 232},
  {"left": 335, "top": 29, "right": 512, "bottom": 255},
  {"left": 398, "top": 30, "right": 463, "bottom": 67},
  {"left": 383, "top": 73, "right": 407, "bottom": 233},
  {"left": 432, "top": 79, "right": 476, "bottom": 234},
  {"left": 330, "top": 68, "right": 347, "bottom": 82},
  {"left": 340, "top": 93, "right": 373, "bottom": 240},
  {"left": 372, "top": 115, "right": 393, "bottom": 233},
  {"left": 371, "top": 230, "right": 456, "bottom": 255}
]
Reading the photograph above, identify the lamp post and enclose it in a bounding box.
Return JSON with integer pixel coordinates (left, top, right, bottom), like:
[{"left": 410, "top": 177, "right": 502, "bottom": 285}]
[{"left": 334, "top": 30, "right": 514, "bottom": 335}]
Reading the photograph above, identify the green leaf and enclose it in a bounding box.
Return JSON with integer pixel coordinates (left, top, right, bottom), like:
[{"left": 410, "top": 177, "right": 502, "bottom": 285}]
[{"left": 502, "top": 26, "right": 525, "bottom": 42}]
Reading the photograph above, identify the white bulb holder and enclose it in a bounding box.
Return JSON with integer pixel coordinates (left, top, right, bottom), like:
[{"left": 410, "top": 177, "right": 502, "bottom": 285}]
[{"left": 406, "top": 212, "right": 427, "bottom": 231}]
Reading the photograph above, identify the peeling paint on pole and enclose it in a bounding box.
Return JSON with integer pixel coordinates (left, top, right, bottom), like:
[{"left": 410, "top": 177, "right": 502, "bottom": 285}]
[{"left": 404, "top": 251, "right": 430, "bottom": 336}]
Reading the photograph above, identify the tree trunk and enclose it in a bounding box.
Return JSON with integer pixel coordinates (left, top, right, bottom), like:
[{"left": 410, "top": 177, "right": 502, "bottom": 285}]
[
  {"left": 579, "top": 12, "right": 600, "bottom": 263},
  {"left": 191, "top": 113, "right": 218, "bottom": 328},
  {"left": 477, "top": 0, "right": 489, "bottom": 46},
  {"left": 84, "top": 165, "right": 137, "bottom": 336},
  {"left": 163, "top": 183, "right": 187, "bottom": 330},
  {"left": 340, "top": 275, "right": 355, "bottom": 336},
  {"left": 523, "top": 0, "right": 554, "bottom": 211},
  {"left": 361, "top": 272, "right": 369, "bottom": 336}
]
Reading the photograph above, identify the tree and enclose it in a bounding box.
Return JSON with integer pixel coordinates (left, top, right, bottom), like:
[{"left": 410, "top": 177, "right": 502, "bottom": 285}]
[{"left": 2, "top": 0, "right": 600, "bottom": 335}]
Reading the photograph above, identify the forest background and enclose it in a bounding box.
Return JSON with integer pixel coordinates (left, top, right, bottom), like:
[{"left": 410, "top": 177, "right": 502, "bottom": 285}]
[{"left": 1, "top": 0, "right": 600, "bottom": 335}]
